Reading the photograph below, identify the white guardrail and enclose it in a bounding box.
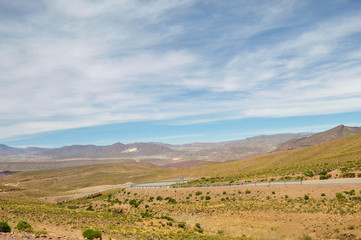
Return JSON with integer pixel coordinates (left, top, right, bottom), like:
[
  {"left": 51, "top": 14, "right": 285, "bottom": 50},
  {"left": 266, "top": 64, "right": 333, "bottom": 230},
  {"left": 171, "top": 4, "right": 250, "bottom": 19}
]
[{"left": 130, "top": 179, "right": 303, "bottom": 189}]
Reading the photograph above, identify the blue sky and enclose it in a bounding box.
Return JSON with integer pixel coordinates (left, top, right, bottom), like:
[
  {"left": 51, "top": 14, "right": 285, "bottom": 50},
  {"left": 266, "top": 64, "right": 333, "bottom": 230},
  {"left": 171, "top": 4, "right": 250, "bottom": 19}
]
[{"left": 1, "top": 0, "right": 361, "bottom": 147}]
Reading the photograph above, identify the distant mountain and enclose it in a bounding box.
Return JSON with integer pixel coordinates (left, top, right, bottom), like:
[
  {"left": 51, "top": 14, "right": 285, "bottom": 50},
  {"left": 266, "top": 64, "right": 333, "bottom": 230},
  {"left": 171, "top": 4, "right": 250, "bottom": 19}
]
[
  {"left": 174, "top": 131, "right": 361, "bottom": 179},
  {"left": 0, "top": 133, "right": 309, "bottom": 171},
  {"left": 276, "top": 125, "right": 361, "bottom": 151},
  {"left": 0, "top": 144, "right": 48, "bottom": 156},
  {"left": 35, "top": 142, "right": 175, "bottom": 159},
  {"left": 162, "top": 133, "right": 308, "bottom": 162},
  {"left": 168, "top": 133, "right": 308, "bottom": 149}
]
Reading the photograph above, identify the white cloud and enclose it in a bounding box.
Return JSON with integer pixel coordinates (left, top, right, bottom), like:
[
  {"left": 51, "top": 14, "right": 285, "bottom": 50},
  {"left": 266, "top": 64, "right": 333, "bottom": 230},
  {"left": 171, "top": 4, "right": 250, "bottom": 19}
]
[{"left": 0, "top": 1, "right": 361, "bottom": 141}]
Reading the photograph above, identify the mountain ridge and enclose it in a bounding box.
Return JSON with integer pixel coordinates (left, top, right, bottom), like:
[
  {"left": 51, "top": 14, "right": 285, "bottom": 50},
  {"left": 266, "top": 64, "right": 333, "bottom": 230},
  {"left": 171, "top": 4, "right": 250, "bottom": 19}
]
[{"left": 275, "top": 124, "right": 361, "bottom": 152}]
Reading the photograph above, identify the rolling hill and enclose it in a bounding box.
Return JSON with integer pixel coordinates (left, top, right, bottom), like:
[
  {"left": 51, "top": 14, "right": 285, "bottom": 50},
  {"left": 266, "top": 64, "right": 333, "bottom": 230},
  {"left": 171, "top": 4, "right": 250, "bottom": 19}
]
[
  {"left": 171, "top": 132, "right": 361, "bottom": 180},
  {"left": 276, "top": 124, "right": 361, "bottom": 151},
  {"left": 0, "top": 162, "right": 171, "bottom": 194}
]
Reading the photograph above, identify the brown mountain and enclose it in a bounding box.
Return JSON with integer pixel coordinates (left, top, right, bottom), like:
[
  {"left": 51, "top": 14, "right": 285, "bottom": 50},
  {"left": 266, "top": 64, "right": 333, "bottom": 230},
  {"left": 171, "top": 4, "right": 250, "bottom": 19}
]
[
  {"left": 276, "top": 125, "right": 361, "bottom": 151},
  {"left": 0, "top": 144, "right": 48, "bottom": 156},
  {"left": 0, "top": 133, "right": 308, "bottom": 171},
  {"left": 36, "top": 142, "right": 174, "bottom": 159}
]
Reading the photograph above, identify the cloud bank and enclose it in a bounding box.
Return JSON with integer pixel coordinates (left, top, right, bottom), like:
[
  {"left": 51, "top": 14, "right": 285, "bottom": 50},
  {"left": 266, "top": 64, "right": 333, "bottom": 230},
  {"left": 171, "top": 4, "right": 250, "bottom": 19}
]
[{"left": 1, "top": 0, "right": 361, "bottom": 140}]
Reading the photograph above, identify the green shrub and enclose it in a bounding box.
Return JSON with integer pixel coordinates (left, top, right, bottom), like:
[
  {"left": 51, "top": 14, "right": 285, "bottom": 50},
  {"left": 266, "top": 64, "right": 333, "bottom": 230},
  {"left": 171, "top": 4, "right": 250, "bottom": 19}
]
[
  {"left": 178, "top": 222, "right": 186, "bottom": 229},
  {"left": 319, "top": 174, "right": 331, "bottom": 180},
  {"left": 300, "top": 234, "right": 312, "bottom": 240},
  {"left": 336, "top": 192, "right": 346, "bottom": 200},
  {"left": 342, "top": 172, "right": 355, "bottom": 178},
  {"left": 205, "top": 196, "right": 211, "bottom": 200},
  {"left": 160, "top": 215, "right": 174, "bottom": 221},
  {"left": 164, "top": 197, "right": 177, "bottom": 204},
  {"left": 156, "top": 196, "right": 163, "bottom": 201},
  {"left": 321, "top": 193, "right": 326, "bottom": 197},
  {"left": 304, "top": 194, "right": 309, "bottom": 200},
  {"left": 304, "top": 171, "right": 314, "bottom": 177},
  {"left": 141, "top": 211, "right": 153, "bottom": 218},
  {"left": 83, "top": 229, "right": 102, "bottom": 239},
  {"left": 194, "top": 223, "right": 203, "bottom": 233},
  {"left": 344, "top": 189, "right": 355, "bottom": 195},
  {"left": 15, "top": 221, "right": 32, "bottom": 232},
  {"left": 129, "top": 199, "right": 143, "bottom": 208},
  {"left": 195, "top": 191, "right": 202, "bottom": 196},
  {"left": 86, "top": 205, "right": 94, "bottom": 211},
  {"left": 245, "top": 189, "right": 251, "bottom": 194},
  {"left": 0, "top": 221, "right": 11, "bottom": 232}
]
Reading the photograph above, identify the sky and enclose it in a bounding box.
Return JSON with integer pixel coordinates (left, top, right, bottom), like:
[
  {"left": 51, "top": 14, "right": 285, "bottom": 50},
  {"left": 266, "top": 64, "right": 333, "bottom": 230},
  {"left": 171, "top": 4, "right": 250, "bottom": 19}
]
[{"left": 1, "top": 0, "right": 361, "bottom": 147}]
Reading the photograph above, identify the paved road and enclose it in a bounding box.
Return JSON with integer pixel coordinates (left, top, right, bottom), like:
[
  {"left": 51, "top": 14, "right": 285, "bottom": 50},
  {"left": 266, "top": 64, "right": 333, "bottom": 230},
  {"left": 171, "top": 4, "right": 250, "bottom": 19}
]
[
  {"left": 38, "top": 178, "right": 361, "bottom": 200},
  {"left": 39, "top": 178, "right": 194, "bottom": 199}
]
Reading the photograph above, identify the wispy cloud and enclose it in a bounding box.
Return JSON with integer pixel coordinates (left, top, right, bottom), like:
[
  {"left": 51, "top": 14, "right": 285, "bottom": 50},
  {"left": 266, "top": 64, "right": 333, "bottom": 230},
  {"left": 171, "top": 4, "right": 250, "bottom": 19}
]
[{"left": 0, "top": 0, "right": 361, "bottom": 141}]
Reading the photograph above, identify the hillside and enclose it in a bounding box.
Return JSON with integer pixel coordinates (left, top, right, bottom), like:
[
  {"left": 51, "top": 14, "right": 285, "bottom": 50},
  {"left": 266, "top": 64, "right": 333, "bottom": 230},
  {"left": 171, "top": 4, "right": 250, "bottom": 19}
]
[
  {"left": 276, "top": 124, "right": 361, "bottom": 151},
  {"left": 172, "top": 132, "right": 361, "bottom": 180},
  {"left": 3, "top": 132, "right": 361, "bottom": 194},
  {"left": 174, "top": 133, "right": 308, "bottom": 149},
  {"left": 0, "top": 162, "right": 171, "bottom": 194}
]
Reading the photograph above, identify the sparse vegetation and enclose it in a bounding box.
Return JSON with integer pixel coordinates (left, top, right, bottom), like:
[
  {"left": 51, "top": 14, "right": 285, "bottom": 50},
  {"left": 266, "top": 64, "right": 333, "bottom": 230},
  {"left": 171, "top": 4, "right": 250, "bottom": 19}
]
[
  {"left": 319, "top": 174, "right": 331, "bottom": 180},
  {"left": 342, "top": 172, "right": 355, "bottom": 178},
  {"left": 1, "top": 132, "right": 361, "bottom": 239}
]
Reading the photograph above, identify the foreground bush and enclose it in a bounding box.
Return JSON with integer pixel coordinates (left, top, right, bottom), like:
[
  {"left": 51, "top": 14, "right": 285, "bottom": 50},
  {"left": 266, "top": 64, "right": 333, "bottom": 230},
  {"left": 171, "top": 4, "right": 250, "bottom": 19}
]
[
  {"left": 83, "top": 229, "right": 102, "bottom": 239},
  {"left": 0, "top": 221, "right": 11, "bottom": 232},
  {"left": 15, "top": 221, "right": 32, "bottom": 232}
]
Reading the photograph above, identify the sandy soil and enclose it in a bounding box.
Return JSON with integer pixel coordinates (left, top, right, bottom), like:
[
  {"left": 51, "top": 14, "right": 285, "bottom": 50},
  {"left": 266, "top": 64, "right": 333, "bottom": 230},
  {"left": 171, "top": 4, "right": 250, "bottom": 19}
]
[{"left": 122, "top": 183, "right": 361, "bottom": 240}]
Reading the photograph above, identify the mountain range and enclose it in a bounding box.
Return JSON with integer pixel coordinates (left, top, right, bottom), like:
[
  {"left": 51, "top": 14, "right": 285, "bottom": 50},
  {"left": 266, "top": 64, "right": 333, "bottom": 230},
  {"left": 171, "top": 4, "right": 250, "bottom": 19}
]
[{"left": 1, "top": 124, "right": 360, "bottom": 171}]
